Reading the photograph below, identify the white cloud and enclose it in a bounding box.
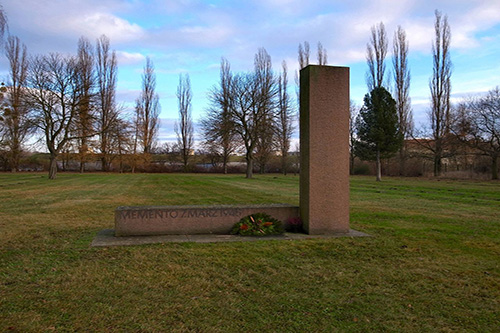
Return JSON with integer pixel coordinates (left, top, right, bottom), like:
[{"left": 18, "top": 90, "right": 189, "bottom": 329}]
[
  {"left": 116, "top": 51, "right": 146, "bottom": 65},
  {"left": 67, "top": 13, "right": 144, "bottom": 43}
]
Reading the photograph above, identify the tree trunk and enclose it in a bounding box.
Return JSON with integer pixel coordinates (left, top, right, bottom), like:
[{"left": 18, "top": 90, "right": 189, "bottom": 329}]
[
  {"left": 49, "top": 155, "right": 58, "bottom": 180},
  {"left": 101, "top": 156, "right": 107, "bottom": 172},
  {"left": 434, "top": 139, "right": 442, "bottom": 177},
  {"left": 349, "top": 154, "right": 355, "bottom": 175},
  {"left": 62, "top": 154, "right": 67, "bottom": 172},
  {"left": 492, "top": 155, "right": 498, "bottom": 180},
  {"left": 10, "top": 142, "right": 18, "bottom": 172},
  {"left": 434, "top": 153, "right": 442, "bottom": 177},
  {"left": 399, "top": 145, "right": 406, "bottom": 176},
  {"left": 245, "top": 155, "right": 253, "bottom": 179},
  {"left": 12, "top": 139, "right": 20, "bottom": 172},
  {"left": 376, "top": 149, "right": 382, "bottom": 182},
  {"left": 282, "top": 153, "right": 288, "bottom": 176}
]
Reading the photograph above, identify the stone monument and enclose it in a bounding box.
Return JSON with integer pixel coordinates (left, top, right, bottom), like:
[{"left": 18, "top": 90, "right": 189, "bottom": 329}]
[
  {"left": 113, "top": 65, "right": 350, "bottom": 237},
  {"left": 300, "top": 65, "right": 350, "bottom": 234}
]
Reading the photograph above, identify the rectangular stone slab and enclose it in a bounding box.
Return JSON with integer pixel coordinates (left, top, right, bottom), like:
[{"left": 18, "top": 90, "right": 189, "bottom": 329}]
[
  {"left": 300, "top": 65, "right": 350, "bottom": 234},
  {"left": 115, "top": 204, "right": 299, "bottom": 236}
]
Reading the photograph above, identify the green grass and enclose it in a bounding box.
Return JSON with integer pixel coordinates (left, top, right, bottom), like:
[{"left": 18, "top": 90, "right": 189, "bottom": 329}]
[{"left": 0, "top": 173, "right": 499, "bottom": 332}]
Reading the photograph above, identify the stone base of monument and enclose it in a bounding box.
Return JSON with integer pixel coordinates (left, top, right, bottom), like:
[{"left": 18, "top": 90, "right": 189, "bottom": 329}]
[
  {"left": 91, "top": 228, "right": 370, "bottom": 247},
  {"left": 114, "top": 204, "right": 300, "bottom": 236},
  {"left": 90, "top": 203, "right": 370, "bottom": 247}
]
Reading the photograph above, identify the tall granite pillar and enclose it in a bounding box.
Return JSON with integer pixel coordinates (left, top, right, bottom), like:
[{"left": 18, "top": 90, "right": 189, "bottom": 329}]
[{"left": 300, "top": 65, "right": 350, "bottom": 234}]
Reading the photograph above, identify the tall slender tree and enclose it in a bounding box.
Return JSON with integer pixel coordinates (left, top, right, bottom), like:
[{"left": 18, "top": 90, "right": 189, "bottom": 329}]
[
  {"left": 298, "top": 41, "right": 310, "bottom": 69},
  {"left": 276, "top": 60, "right": 294, "bottom": 175},
  {"left": 349, "top": 100, "right": 359, "bottom": 175},
  {"left": 366, "top": 22, "right": 388, "bottom": 91},
  {"left": 253, "top": 48, "right": 278, "bottom": 177},
  {"left": 295, "top": 41, "right": 309, "bottom": 128},
  {"left": 392, "top": 26, "right": 413, "bottom": 175},
  {"left": 0, "top": 6, "right": 9, "bottom": 146},
  {"left": 0, "top": 5, "right": 9, "bottom": 152},
  {"left": 0, "top": 4, "right": 7, "bottom": 42},
  {"left": 317, "top": 42, "right": 328, "bottom": 65},
  {"left": 2, "top": 36, "right": 31, "bottom": 172},
  {"left": 95, "top": 35, "right": 118, "bottom": 171},
  {"left": 429, "top": 10, "right": 452, "bottom": 176},
  {"left": 75, "top": 36, "right": 95, "bottom": 173},
  {"left": 175, "top": 73, "right": 194, "bottom": 171},
  {"left": 136, "top": 57, "right": 160, "bottom": 155}
]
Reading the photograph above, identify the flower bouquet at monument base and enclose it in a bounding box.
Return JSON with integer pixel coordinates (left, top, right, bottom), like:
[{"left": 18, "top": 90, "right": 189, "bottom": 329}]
[{"left": 230, "top": 213, "right": 284, "bottom": 236}]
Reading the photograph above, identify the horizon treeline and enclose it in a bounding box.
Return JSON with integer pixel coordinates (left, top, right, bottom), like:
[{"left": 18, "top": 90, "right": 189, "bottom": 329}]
[{"left": 0, "top": 7, "right": 498, "bottom": 180}]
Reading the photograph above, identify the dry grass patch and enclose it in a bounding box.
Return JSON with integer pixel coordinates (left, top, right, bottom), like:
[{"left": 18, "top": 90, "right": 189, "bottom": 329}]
[{"left": 0, "top": 173, "right": 499, "bottom": 331}]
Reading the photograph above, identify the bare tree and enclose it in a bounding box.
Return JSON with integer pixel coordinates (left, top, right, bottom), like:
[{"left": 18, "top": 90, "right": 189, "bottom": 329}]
[
  {"left": 393, "top": 26, "right": 413, "bottom": 175},
  {"left": 131, "top": 105, "right": 141, "bottom": 173},
  {"left": 175, "top": 73, "right": 194, "bottom": 171},
  {"left": 455, "top": 88, "right": 500, "bottom": 179},
  {"left": 298, "top": 41, "right": 310, "bottom": 69},
  {"left": 252, "top": 48, "right": 278, "bottom": 177},
  {"left": 95, "top": 35, "right": 118, "bottom": 171},
  {"left": 201, "top": 58, "right": 238, "bottom": 174},
  {"left": 229, "top": 72, "right": 262, "bottom": 178},
  {"left": 429, "top": 10, "right": 452, "bottom": 176},
  {"left": 366, "top": 22, "right": 388, "bottom": 91},
  {"left": 254, "top": 112, "right": 275, "bottom": 174},
  {"left": 27, "top": 53, "right": 81, "bottom": 179},
  {"left": 74, "top": 36, "right": 95, "bottom": 173},
  {"left": 317, "top": 42, "right": 328, "bottom": 65},
  {"left": 0, "top": 4, "right": 7, "bottom": 43},
  {"left": 2, "top": 36, "right": 31, "bottom": 172},
  {"left": 295, "top": 41, "right": 310, "bottom": 141},
  {"left": 109, "top": 116, "right": 133, "bottom": 173},
  {"left": 136, "top": 57, "right": 160, "bottom": 156},
  {"left": 349, "top": 100, "right": 359, "bottom": 175},
  {"left": 229, "top": 48, "right": 278, "bottom": 178},
  {"left": 276, "top": 60, "right": 294, "bottom": 175}
]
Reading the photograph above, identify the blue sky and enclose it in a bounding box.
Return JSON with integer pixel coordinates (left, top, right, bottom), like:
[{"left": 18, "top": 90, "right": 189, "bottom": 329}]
[{"left": 1, "top": 0, "right": 500, "bottom": 144}]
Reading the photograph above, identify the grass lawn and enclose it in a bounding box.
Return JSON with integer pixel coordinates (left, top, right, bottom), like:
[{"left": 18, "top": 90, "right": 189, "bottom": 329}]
[{"left": 0, "top": 173, "right": 499, "bottom": 332}]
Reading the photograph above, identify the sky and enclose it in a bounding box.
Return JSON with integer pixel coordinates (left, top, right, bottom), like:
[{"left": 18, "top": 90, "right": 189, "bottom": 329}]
[{"left": 1, "top": 0, "right": 499, "bottom": 145}]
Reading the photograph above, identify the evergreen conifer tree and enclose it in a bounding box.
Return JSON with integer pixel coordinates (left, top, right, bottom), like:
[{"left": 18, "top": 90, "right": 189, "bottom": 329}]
[{"left": 355, "top": 87, "right": 403, "bottom": 181}]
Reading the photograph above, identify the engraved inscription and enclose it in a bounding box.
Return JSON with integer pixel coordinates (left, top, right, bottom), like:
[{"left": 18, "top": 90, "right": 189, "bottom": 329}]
[{"left": 120, "top": 208, "right": 243, "bottom": 220}]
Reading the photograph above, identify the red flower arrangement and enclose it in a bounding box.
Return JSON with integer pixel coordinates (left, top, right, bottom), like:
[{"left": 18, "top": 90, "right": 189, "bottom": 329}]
[{"left": 230, "top": 213, "right": 284, "bottom": 236}]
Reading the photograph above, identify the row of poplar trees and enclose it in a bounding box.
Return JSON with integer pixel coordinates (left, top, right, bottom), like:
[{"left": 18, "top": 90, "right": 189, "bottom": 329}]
[
  {"left": 353, "top": 10, "right": 449, "bottom": 181},
  {"left": 354, "top": 9, "right": 499, "bottom": 180}
]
